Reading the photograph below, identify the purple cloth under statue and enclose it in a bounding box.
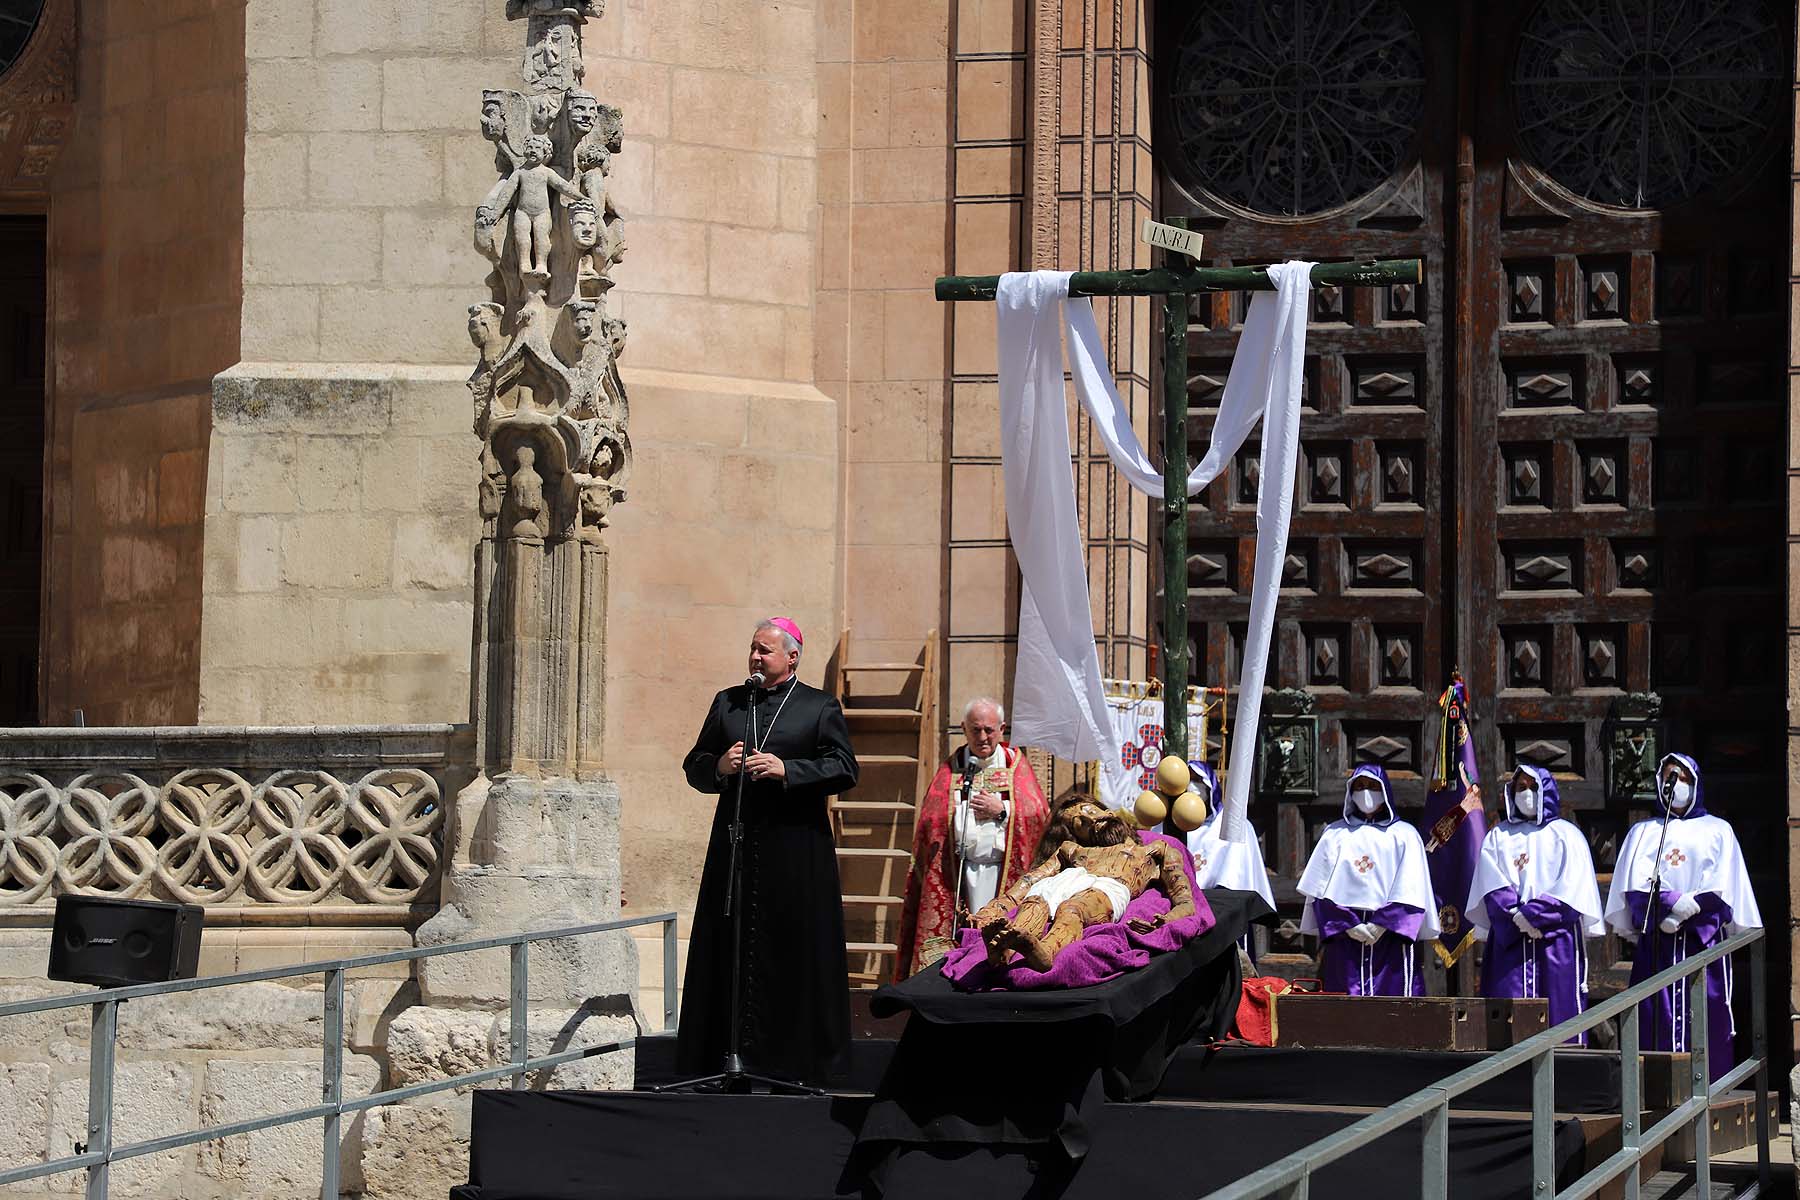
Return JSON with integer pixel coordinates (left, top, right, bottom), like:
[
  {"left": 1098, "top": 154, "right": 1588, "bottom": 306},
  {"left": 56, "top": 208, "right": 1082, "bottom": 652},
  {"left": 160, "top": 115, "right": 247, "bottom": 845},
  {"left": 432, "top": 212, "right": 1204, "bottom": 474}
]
[
  {"left": 940, "top": 831, "right": 1215, "bottom": 991},
  {"left": 1466, "top": 765, "right": 1604, "bottom": 1045},
  {"left": 1603, "top": 754, "right": 1762, "bottom": 1082},
  {"left": 1298, "top": 765, "right": 1438, "bottom": 997}
]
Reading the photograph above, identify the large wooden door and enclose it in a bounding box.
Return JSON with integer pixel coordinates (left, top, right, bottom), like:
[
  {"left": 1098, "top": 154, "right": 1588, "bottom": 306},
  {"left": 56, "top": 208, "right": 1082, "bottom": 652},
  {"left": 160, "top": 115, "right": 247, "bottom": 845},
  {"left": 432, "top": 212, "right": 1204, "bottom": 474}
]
[
  {"left": 1155, "top": 0, "right": 1790, "bottom": 997},
  {"left": 0, "top": 217, "right": 43, "bottom": 726}
]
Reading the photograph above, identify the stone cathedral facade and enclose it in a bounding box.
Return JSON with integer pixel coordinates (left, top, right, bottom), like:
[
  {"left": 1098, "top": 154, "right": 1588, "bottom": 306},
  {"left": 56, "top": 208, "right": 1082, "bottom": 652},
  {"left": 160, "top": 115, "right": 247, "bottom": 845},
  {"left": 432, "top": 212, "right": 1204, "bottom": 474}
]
[{"left": 0, "top": 0, "right": 1798, "bottom": 1193}]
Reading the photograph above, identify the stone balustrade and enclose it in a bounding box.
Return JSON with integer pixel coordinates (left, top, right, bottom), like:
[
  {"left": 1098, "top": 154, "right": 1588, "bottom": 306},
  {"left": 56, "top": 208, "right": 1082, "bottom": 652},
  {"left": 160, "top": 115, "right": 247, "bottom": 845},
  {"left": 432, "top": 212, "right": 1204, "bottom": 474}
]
[{"left": 0, "top": 725, "right": 474, "bottom": 925}]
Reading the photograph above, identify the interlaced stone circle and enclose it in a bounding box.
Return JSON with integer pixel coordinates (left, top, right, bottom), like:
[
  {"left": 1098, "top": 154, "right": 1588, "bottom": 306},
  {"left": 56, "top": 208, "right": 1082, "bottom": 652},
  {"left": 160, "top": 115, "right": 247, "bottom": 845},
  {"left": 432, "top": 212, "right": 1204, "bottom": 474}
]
[
  {"left": 1512, "top": 0, "right": 1785, "bottom": 208},
  {"left": 1163, "top": 0, "right": 1426, "bottom": 217},
  {"left": 0, "top": 765, "right": 444, "bottom": 909}
]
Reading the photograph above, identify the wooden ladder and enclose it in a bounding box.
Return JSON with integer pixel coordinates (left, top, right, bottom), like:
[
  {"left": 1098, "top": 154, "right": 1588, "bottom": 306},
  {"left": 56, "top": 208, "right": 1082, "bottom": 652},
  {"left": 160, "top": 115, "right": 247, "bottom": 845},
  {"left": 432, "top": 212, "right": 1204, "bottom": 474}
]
[{"left": 827, "top": 628, "right": 937, "bottom": 988}]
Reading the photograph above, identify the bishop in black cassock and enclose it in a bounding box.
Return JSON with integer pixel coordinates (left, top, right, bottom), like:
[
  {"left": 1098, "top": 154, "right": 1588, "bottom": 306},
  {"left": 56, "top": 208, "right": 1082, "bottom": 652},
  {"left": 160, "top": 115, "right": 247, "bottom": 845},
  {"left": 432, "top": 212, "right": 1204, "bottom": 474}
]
[{"left": 677, "top": 617, "right": 858, "bottom": 1085}]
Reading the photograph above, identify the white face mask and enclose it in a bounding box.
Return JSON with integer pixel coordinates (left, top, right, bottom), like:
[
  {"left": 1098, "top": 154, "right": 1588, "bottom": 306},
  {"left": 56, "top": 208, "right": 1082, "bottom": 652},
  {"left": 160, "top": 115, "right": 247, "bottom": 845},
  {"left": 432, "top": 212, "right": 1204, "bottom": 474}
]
[
  {"left": 1513, "top": 788, "right": 1538, "bottom": 819},
  {"left": 1351, "top": 786, "right": 1383, "bottom": 816},
  {"left": 1668, "top": 779, "right": 1693, "bottom": 813}
]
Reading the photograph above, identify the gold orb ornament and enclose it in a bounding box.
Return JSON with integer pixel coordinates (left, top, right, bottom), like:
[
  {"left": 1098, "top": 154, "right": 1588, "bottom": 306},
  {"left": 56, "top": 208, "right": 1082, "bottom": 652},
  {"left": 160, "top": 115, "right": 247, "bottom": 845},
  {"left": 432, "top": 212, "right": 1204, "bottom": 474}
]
[
  {"left": 1132, "top": 790, "right": 1169, "bottom": 829},
  {"left": 1155, "top": 755, "right": 1191, "bottom": 797},
  {"left": 1170, "top": 789, "right": 1208, "bottom": 832}
]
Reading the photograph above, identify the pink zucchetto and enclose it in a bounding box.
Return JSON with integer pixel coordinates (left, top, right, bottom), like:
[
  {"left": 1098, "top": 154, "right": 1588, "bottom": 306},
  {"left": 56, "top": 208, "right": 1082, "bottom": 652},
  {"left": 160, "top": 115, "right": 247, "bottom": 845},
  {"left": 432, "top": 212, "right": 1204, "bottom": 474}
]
[{"left": 767, "top": 616, "right": 804, "bottom": 647}]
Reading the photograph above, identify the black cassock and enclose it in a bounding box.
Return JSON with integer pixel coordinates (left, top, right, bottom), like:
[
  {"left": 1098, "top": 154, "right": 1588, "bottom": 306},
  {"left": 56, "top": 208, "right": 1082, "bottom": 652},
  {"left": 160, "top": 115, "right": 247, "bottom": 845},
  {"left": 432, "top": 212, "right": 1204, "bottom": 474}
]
[{"left": 677, "top": 676, "right": 858, "bottom": 1085}]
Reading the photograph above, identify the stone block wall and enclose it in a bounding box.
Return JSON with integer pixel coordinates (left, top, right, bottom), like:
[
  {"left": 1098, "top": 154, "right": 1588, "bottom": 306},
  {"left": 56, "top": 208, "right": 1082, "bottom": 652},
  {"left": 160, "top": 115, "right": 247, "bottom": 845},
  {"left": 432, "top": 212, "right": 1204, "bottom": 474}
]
[
  {"left": 41, "top": 0, "right": 247, "bottom": 725},
  {"left": 198, "top": 366, "right": 478, "bottom": 725},
  {"left": 0, "top": 976, "right": 400, "bottom": 1198}
]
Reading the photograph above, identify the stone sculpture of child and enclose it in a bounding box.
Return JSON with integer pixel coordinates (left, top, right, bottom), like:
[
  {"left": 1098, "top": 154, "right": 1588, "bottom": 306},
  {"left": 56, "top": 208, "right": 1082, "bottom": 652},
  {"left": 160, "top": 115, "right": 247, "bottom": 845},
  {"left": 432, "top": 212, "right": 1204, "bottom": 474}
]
[{"left": 479, "top": 133, "right": 585, "bottom": 279}]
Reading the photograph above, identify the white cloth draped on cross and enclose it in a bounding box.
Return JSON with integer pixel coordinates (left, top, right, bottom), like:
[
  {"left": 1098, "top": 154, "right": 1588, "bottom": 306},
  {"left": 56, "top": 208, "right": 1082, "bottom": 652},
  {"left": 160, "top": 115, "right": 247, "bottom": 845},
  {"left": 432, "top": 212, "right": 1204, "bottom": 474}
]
[{"left": 994, "top": 262, "right": 1315, "bottom": 846}]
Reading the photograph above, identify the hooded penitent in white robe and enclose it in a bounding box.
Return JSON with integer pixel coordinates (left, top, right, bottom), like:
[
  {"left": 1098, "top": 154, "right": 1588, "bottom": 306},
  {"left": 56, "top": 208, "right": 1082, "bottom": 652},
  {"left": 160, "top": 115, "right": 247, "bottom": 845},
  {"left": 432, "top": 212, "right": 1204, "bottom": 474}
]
[{"left": 1297, "top": 764, "right": 1438, "bottom": 995}]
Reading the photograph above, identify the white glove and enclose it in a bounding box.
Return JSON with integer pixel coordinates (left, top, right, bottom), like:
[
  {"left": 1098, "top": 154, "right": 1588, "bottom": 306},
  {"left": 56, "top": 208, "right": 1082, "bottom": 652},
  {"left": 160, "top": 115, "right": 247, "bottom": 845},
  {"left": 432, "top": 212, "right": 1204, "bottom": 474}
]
[
  {"left": 1511, "top": 909, "right": 1543, "bottom": 940},
  {"left": 1347, "top": 922, "right": 1384, "bottom": 945},
  {"left": 1659, "top": 915, "right": 1682, "bottom": 935},
  {"left": 1668, "top": 893, "right": 1701, "bottom": 922}
]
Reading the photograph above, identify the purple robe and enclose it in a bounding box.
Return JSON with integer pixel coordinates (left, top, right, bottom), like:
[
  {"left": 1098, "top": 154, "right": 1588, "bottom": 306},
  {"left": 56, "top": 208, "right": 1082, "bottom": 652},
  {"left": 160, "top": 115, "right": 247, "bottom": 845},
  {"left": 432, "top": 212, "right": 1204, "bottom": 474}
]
[
  {"left": 1603, "top": 753, "right": 1761, "bottom": 1085},
  {"left": 1468, "top": 766, "right": 1603, "bottom": 1046},
  {"left": 1300, "top": 765, "right": 1439, "bottom": 997},
  {"left": 1623, "top": 890, "right": 1737, "bottom": 1082},
  {"left": 1479, "top": 889, "right": 1588, "bottom": 1045},
  {"left": 1314, "top": 898, "right": 1426, "bottom": 996}
]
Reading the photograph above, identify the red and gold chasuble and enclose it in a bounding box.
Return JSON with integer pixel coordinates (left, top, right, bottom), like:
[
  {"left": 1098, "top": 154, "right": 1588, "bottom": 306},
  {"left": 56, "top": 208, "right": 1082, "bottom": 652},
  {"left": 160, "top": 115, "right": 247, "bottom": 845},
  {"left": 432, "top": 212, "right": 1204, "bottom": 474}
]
[{"left": 893, "top": 744, "right": 1048, "bottom": 979}]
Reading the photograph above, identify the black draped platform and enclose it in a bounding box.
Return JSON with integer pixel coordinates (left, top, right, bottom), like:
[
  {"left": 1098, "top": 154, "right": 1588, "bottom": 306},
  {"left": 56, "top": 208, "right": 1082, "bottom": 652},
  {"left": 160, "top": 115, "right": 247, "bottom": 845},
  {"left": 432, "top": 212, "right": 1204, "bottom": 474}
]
[
  {"left": 855, "top": 888, "right": 1266, "bottom": 1162},
  {"left": 634, "top": 1035, "right": 1628, "bottom": 1115}
]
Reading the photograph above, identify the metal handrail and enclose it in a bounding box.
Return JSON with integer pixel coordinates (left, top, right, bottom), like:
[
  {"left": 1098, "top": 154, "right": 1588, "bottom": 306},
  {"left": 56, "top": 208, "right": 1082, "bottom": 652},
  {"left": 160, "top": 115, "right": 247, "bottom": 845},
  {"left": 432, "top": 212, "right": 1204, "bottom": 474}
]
[
  {"left": 1201, "top": 926, "right": 1769, "bottom": 1200},
  {"left": 0, "top": 910, "right": 680, "bottom": 1200}
]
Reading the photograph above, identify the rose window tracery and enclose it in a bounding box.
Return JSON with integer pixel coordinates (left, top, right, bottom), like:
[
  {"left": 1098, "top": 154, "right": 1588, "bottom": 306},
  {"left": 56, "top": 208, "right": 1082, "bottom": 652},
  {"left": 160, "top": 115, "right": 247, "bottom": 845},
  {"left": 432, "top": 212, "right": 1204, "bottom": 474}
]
[
  {"left": 1512, "top": 0, "right": 1785, "bottom": 208},
  {"left": 1163, "top": 0, "right": 1426, "bottom": 217}
]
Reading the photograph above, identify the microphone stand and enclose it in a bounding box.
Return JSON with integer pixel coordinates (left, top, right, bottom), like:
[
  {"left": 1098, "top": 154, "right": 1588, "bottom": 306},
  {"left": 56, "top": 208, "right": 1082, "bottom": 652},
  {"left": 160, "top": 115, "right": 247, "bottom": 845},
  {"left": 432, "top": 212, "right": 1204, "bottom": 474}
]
[
  {"left": 1641, "top": 776, "right": 1675, "bottom": 938},
  {"left": 655, "top": 675, "right": 820, "bottom": 1096},
  {"left": 950, "top": 757, "right": 977, "bottom": 935}
]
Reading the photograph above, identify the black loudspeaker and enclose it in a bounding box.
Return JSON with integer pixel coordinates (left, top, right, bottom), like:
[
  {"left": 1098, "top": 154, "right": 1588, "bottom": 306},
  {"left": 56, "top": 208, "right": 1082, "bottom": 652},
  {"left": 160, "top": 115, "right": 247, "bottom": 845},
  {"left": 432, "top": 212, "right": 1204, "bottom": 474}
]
[{"left": 48, "top": 895, "right": 204, "bottom": 988}]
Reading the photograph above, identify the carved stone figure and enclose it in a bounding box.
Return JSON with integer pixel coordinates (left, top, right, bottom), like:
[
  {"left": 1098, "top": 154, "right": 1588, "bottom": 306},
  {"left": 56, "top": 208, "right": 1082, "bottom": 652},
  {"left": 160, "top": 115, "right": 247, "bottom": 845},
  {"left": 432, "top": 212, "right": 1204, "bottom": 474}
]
[
  {"left": 507, "top": 446, "right": 548, "bottom": 539},
  {"left": 472, "top": 0, "right": 629, "bottom": 550},
  {"left": 565, "top": 90, "right": 599, "bottom": 142},
  {"left": 507, "top": 0, "right": 604, "bottom": 18},
  {"left": 478, "top": 445, "right": 507, "bottom": 518},
  {"left": 467, "top": 302, "right": 505, "bottom": 367},
  {"left": 567, "top": 198, "right": 599, "bottom": 252},
  {"left": 481, "top": 134, "right": 585, "bottom": 283}
]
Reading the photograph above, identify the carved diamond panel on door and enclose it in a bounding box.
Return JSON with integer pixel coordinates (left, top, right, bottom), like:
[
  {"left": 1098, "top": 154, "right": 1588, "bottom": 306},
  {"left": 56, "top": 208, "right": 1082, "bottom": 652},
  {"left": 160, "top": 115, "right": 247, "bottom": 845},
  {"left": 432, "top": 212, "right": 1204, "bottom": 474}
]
[
  {"left": 1154, "top": 3, "right": 1787, "bottom": 1013},
  {"left": 1158, "top": 0, "right": 1456, "bottom": 912},
  {"left": 1477, "top": 0, "right": 1787, "bottom": 1000}
]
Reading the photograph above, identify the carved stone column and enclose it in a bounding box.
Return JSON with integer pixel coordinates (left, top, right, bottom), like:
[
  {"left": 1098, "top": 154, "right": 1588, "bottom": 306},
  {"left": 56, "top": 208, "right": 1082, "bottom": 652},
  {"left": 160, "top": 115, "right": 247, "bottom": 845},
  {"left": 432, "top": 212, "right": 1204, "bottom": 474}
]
[{"left": 416, "top": 0, "right": 634, "bottom": 1013}]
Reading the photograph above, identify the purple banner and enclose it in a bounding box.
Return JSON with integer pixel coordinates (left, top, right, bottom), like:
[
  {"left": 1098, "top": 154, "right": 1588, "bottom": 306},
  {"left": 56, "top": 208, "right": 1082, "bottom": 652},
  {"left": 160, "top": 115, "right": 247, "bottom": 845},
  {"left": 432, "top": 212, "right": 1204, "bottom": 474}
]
[{"left": 1422, "top": 675, "right": 1487, "bottom": 966}]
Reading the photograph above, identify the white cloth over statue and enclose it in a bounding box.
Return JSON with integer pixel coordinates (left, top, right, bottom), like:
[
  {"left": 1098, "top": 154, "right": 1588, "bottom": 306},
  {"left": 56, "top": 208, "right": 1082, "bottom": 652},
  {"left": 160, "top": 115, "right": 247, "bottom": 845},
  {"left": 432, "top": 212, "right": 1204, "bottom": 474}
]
[
  {"left": 1023, "top": 866, "right": 1131, "bottom": 923},
  {"left": 994, "top": 263, "right": 1314, "bottom": 849}
]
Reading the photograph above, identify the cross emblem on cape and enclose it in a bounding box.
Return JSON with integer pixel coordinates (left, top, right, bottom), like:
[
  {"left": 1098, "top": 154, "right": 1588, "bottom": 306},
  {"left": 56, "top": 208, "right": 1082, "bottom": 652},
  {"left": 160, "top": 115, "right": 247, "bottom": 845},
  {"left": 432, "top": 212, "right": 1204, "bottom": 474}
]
[
  {"left": 1665, "top": 848, "right": 1686, "bottom": 867},
  {"left": 1353, "top": 854, "right": 1375, "bottom": 874},
  {"left": 1512, "top": 850, "right": 1530, "bottom": 871}
]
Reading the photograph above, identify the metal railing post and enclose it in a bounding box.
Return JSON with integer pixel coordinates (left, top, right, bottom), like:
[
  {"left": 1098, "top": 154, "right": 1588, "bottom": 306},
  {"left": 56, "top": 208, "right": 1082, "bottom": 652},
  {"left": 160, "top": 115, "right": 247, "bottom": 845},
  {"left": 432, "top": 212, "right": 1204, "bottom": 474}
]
[
  {"left": 1420, "top": 1090, "right": 1449, "bottom": 1200},
  {"left": 509, "top": 941, "right": 529, "bottom": 1089},
  {"left": 1686, "top": 963, "right": 1709, "bottom": 1194},
  {"left": 320, "top": 968, "right": 344, "bottom": 1200},
  {"left": 1530, "top": 1048, "right": 1554, "bottom": 1197},
  {"left": 1620, "top": 1001, "right": 1640, "bottom": 1200},
  {"left": 662, "top": 915, "right": 678, "bottom": 1032},
  {"left": 85, "top": 998, "right": 117, "bottom": 1200},
  {"left": 1751, "top": 935, "right": 1769, "bottom": 1195}
]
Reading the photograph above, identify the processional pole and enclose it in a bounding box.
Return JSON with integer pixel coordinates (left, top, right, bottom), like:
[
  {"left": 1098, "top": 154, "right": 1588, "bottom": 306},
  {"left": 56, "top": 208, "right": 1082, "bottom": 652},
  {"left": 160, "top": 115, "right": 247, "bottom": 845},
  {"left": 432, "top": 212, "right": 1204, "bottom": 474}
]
[
  {"left": 1158, "top": 219, "right": 1190, "bottom": 765},
  {"left": 933, "top": 251, "right": 1422, "bottom": 770}
]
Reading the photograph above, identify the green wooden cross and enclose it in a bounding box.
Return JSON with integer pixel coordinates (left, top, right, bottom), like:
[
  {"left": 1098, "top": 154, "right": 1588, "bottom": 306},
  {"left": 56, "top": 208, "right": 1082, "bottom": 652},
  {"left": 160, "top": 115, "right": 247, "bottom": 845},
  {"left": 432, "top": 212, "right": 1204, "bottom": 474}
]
[{"left": 935, "top": 240, "right": 1421, "bottom": 768}]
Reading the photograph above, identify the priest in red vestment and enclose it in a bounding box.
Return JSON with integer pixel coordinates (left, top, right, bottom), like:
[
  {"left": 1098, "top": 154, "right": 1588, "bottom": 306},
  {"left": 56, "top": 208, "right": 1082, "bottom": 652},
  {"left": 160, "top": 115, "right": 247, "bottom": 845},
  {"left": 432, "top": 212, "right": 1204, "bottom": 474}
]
[{"left": 894, "top": 696, "right": 1049, "bottom": 979}]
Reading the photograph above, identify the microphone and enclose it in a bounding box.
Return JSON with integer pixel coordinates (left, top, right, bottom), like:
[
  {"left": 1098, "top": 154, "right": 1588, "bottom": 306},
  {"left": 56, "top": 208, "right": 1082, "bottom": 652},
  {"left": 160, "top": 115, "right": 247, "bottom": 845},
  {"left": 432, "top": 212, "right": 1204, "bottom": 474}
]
[{"left": 745, "top": 671, "right": 766, "bottom": 690}]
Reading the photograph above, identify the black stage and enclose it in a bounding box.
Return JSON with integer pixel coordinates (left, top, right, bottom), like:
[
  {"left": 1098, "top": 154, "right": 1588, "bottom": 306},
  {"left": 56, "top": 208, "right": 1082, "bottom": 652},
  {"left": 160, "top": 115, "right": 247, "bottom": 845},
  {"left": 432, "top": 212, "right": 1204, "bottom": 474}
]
[
  {"left": 451, "top": 1090, "right": 1587, "bottom": 1200},
  {"left": 456, "top": 890, "right": 1603, "bottom": 1198}
]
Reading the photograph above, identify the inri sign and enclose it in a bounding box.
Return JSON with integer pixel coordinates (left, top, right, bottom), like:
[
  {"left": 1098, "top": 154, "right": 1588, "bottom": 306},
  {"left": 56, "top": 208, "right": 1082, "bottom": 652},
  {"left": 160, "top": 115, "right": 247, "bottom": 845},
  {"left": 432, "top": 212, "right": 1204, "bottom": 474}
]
[{"left": 1140, "top": 219, "right": 1203, "bottom": 259}]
